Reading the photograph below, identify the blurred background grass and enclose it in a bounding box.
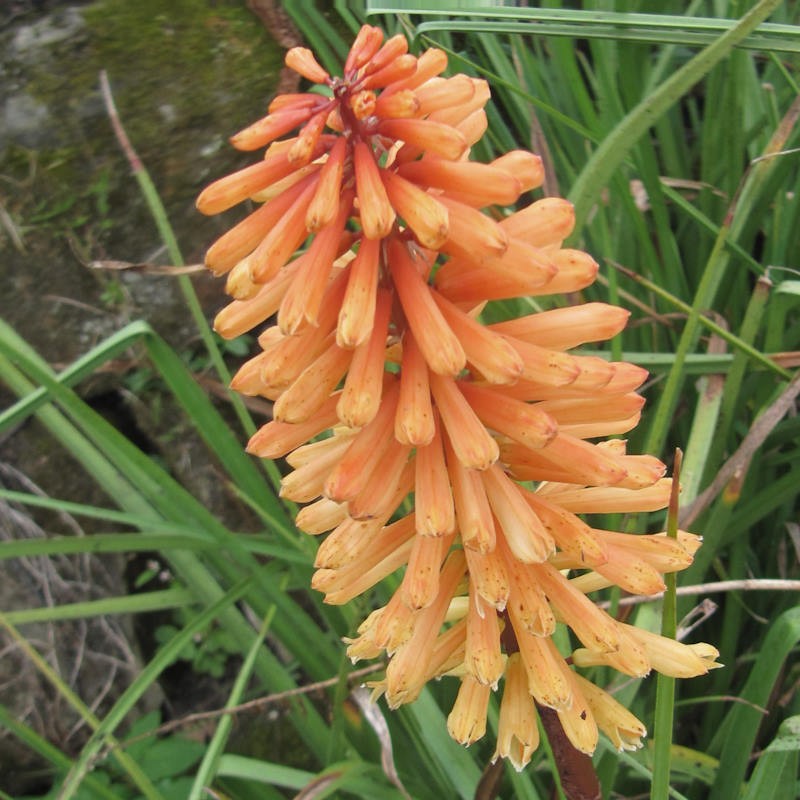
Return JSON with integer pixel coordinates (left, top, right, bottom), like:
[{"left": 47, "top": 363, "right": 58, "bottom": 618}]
[{"left": 0, "top": 1, "right": 798, "bottom": 799}]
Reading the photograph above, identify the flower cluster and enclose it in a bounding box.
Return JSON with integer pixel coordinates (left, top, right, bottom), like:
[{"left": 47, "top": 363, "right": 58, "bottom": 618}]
[{"left": 197, "top": 25, "right": 719, "bottom": 769}]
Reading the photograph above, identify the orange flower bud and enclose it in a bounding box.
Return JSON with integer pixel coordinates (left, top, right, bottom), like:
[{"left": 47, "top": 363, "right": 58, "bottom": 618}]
[
  {"left": 354, "top": 140, "right": 396, "bottom": 239},
  {"left": 229, "top": 106, "right": 317, "bottom": 152},
  {"left": 285, "top": 46, "right": 330, "bottom": 84},
  {"left": 337, "top": 288, "right": 392, "bottom": 428},
  {"left": 397, "top": 159, "right": 522, "bottom": 208},
  {"left": 429, "top": 372, "right": 498, "bottom": 471},
  {"left": 491, "top": 150, "right": 545, "bottom": 193},
  {"left": 337, "top": 236, "right": 380, "bottom": 348},
  {"left": 382, "top": 171, "right": 450, "bottom": 250},
  {"left": 444, "top": 431, "right": 496, "bottom": 553},
  {"left": 360, "top": 54, "right": 417, "bottom": 91},
  {"left": 387, "top": 239, "right": 464, "bottom": 376},
  {"left": 378, "top": 117, "right": 468, "bottom": 160},
  {"left": 394, "top": 331, "right": 436, "bottom": 447},
  {"left": 196, "top": 147, "right": 322, "bottom": 215},
  {"left": 414, "top": 414, "right": 456, "bottom": 537},
  {"left": 374, "top": 88, "right": 420, "bottom": 119},
  {"left": 344, "top": 25, "right": 383, "bottom": 75}
]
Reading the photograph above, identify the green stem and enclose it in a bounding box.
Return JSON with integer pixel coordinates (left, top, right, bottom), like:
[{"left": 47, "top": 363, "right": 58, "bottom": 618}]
[
  {"left": 568, "top": 0, "right": 784, "bottom": 232},
  {"left": 651, "top": 450, "right": 682, "bottom": 800}
]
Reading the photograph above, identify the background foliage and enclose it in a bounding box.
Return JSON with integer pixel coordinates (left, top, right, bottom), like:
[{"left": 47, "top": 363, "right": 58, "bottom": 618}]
[{"left": 1, "top": 1, "right": 798, "bottom": 799}]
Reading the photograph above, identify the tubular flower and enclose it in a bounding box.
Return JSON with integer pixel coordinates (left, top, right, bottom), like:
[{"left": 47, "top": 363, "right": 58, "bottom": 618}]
[{"left": 198, "top": 26, "right": 719, "bottom": 769}]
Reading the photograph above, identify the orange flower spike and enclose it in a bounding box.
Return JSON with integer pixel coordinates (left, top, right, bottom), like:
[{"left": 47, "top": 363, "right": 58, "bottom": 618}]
[
  {"left": 493, "top": 653, "right": 540, "bottom": 771},
  {"left": 359, "top": 54, "right": 417, "bottom": 91},
  {"left": 394, "top": 331, "right": 436, "bottom": 447},
  {"left": 378, "top": 118, "right": 468, "bottom": 160},
  {"left": 247, "top": 177, "right": 319, "bottom": 285},
  {"left": 400, "top": 533, "right": 454, "bottom": 610},
  {"left": 385, "top": 550, "right": 467, "bottom": 707},
  {"left": 491, "top": 150, "right": 545, "bottom": 193},
  {"left": 387, "top": 239, "right": 465, "bottom": 376},
  {"left": 285, "top": 46, "right": 330, "bottom": 84},
  {"left": 229, "top": 105, "right": 319, "bottom": 152},
  {"left": 444, "top": 432, "right": 496, "bottom": 553},
  {"left": 397, "top": 159, "right": 522, "bottom": 208},
  {"left": 337, "top": 288, "right": 392, "bottom": 428},
  {"left": 481, "top": 464, "right": 555, "bottom": 563},
  {"left": 354, "top": 140, "right": 396, "bottom": 240},
  {"left": 489, "top": 302, "right": 631, "bottom": 350},
  {"left": 344, "top": 25, "right": 383, "bottom": 75},
  {"left": 447, "top": 676, "right": 491, "bottom": 746},
  {"left": 463, "top": 545, "right": 510, "bottom": 610},
  {"left": 414, "top": 414, "right": 456, "bottom": 537},
  {"left": 325, "top": 381, "right": 400, "bottom": 503},
  {"left": 465, "top": 582, "right": 504, "bottom": 687},
  {"left": 508, "top": 611, "right": 572, "bottom": 710},
  {"left": 429, "top": 372, "right": 499, "bottom": 471},
  {"left": 271, "top": 338, "right": 352, "bottom": 425},
  {"left": 337, "top": 236, "right": 380, "bottom": 348},
  {"left": 423, "top": 618, "right": 468, "bottom": 683},
  {"left": 246, "top": 394, "right": 341, "bottom": 459},
  {"left": 306, "top": 136, "right": 347, "bottom": 233},
  {"left": 457, "top": 383, "right": 557, "bottom": 450},
  {"left": 504, "top": 338, "right": 581, "bottom": 387}
]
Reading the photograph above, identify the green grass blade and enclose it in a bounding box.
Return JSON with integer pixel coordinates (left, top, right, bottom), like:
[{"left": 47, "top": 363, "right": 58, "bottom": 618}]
[
  {"left": 709, "top": 606, "right": 800, "bottom": 800},
  {"left": 187, "top": 580, "right": 285, "bottom": 800},
  {"left": 56, "top": 577, "right": 254, "bottom": 800}
]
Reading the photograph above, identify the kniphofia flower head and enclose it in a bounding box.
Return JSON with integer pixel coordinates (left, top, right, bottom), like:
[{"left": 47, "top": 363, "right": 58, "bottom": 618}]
[{"left": 199, "top": 25, "right": 719, "bottom": 771}]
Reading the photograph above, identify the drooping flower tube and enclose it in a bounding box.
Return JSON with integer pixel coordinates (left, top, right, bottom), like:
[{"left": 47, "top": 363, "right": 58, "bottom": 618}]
[{"left": 198, "top": 24, "right": 719, "bottom": 769}]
